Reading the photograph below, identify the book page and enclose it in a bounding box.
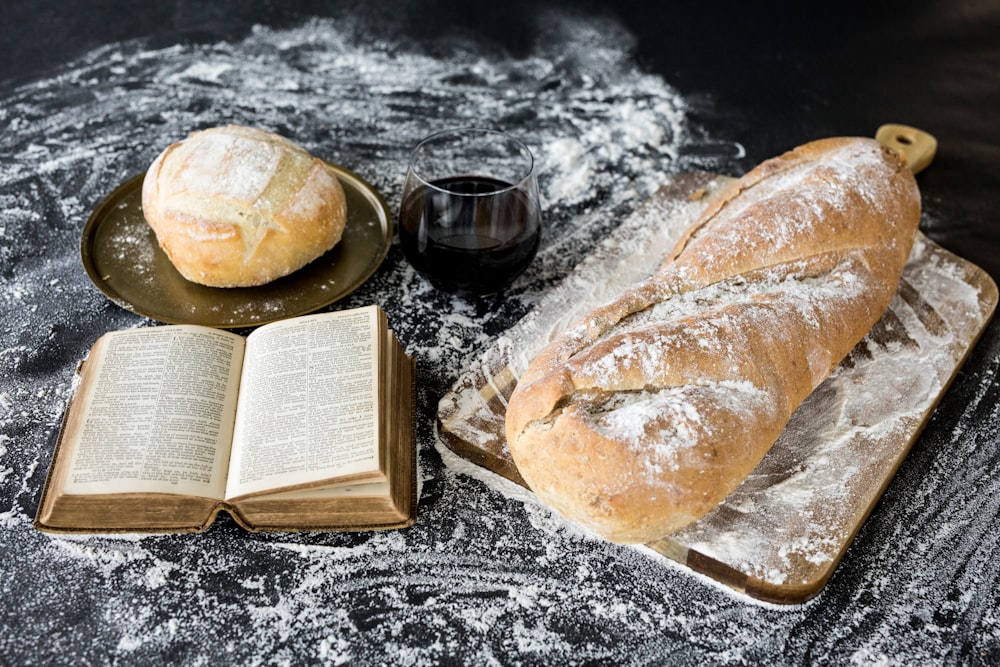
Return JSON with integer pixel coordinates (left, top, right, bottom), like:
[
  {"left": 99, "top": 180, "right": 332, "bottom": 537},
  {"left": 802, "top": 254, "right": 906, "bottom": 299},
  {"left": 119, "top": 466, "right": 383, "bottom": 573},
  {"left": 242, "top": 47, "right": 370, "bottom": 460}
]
[
  {"left": 62, "top": 326, "right": 244, "bottom": 498},
  {"left": 225, "top": 306, "right": 382, "bottom": 499}
]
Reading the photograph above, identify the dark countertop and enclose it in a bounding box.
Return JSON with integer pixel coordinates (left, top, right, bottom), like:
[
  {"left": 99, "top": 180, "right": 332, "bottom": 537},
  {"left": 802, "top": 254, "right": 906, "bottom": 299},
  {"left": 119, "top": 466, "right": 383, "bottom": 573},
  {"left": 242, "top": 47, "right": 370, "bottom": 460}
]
[{"left": 2, "top": 1, "right": 998, "bottom": 664}]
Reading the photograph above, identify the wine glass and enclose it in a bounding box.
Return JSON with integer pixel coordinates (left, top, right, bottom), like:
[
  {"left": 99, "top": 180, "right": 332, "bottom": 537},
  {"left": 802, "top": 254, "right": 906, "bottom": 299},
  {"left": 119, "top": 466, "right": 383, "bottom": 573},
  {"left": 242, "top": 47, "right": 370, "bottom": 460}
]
[{"left": 398, "top": 128, "right": 542, "bottom": 301}]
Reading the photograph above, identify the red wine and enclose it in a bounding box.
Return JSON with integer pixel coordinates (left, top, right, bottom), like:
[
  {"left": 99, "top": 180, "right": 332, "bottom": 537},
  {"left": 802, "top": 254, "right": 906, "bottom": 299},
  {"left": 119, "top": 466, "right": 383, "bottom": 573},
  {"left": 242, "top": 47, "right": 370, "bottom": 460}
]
[{"left": 399, "top": 176, "right": 541, "bottom": 296}]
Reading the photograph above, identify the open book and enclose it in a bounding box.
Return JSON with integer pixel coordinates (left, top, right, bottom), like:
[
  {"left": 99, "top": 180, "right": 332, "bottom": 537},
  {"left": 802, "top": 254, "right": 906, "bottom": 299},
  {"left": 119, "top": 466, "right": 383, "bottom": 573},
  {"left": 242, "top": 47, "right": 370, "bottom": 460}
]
[{"left": 35, "top": 305, "right": 416, "bottom": 534}]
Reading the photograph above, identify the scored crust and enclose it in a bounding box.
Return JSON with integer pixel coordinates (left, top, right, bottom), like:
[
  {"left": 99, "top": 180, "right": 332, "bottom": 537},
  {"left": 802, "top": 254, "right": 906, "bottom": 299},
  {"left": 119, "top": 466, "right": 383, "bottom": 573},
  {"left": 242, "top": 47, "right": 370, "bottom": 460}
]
[
  {"left": 504, "top": 137, "right": 921, "bottom": 544},
  {"left": 141, "top": 125, "right": 347, "bottom": 287}
]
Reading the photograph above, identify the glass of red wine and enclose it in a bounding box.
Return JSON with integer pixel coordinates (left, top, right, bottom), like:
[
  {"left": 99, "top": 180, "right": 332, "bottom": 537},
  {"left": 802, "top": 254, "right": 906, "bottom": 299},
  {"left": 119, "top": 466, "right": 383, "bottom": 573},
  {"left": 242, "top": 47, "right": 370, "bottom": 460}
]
[{"left": 398, "top": 128, "right": 542, "bottom": 303}]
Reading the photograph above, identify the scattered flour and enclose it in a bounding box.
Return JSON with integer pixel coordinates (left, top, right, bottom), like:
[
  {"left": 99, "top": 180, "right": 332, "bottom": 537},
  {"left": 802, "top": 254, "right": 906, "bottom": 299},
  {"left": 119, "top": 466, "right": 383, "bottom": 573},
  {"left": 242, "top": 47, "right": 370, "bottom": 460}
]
[
  {"left": 439, "top": 171, "right": 996, "bottom": 600},
  {"left": 1, "top": 7, "right": 997, "bottom": 667}
]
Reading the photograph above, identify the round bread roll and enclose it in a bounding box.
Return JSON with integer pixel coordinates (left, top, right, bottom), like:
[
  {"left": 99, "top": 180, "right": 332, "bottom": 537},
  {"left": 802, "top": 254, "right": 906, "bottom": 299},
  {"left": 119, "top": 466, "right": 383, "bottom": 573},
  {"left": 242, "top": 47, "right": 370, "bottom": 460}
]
[{"left": 141, "top": 125, "right": 347, "bottom": 287}]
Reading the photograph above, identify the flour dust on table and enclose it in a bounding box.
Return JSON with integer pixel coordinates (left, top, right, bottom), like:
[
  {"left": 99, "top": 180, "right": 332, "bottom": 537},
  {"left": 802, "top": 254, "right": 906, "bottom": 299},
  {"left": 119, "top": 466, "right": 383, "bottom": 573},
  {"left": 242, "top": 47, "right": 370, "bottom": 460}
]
[{"left": 2, "top": 7, "right": 995, "bottom": 666}]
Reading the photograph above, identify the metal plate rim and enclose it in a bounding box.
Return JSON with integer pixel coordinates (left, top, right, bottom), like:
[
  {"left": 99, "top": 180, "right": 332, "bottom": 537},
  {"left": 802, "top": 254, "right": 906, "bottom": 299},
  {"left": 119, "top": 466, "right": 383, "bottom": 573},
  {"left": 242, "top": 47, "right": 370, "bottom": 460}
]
[{"left": 80, "top": 162, "right": 394, "bottom": 329}]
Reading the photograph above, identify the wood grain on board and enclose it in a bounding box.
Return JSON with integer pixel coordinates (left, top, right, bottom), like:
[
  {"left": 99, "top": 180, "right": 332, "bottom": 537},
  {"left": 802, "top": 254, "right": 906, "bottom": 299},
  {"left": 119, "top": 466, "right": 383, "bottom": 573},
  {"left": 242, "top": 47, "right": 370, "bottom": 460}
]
[{"left": 437, "top": 172, "right": 998, "bottom": 605}]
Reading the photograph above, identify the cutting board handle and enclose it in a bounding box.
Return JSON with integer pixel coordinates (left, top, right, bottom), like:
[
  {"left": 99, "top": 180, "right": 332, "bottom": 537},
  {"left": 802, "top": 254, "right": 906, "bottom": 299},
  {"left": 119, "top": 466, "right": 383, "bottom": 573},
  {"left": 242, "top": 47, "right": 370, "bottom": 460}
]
[{"left": 876, "top": 123, "right": 937, "bottom": 174}]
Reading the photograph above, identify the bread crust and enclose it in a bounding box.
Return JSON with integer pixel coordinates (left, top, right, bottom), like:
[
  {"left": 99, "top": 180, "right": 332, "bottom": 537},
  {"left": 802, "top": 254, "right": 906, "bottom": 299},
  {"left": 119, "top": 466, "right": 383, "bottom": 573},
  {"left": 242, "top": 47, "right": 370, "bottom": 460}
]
[
  {"left": 141, "top": 125, "right": 347, "bottom": 287},
  {"left": 505, "top": 137, "right": 921, "bottom": 543}
]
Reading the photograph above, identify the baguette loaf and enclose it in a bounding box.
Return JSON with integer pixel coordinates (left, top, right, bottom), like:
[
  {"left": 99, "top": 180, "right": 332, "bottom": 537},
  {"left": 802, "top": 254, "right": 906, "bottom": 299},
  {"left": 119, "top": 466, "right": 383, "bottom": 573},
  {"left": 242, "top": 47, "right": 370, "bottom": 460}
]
[
  {"left": 505, "top": 137, "right": 921, "bottom": 544},
  {"left": 141, "top": 125, "right": 347, "bottom": 287}
]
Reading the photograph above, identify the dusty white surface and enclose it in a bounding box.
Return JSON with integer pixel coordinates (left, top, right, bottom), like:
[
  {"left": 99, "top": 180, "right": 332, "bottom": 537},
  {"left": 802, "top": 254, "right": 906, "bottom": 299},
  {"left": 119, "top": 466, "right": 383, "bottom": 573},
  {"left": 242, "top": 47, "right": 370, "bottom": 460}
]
[{"left": 438, "top": 172, "right": 994, "bottom": 597}]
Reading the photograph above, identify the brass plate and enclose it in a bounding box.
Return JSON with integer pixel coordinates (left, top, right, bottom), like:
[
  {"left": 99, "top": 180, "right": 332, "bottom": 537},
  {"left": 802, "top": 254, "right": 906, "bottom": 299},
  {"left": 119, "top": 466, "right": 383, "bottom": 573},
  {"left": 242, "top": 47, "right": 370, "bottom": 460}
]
[{"left": 81, "top": 163, "right": 393, "bottom": 328}]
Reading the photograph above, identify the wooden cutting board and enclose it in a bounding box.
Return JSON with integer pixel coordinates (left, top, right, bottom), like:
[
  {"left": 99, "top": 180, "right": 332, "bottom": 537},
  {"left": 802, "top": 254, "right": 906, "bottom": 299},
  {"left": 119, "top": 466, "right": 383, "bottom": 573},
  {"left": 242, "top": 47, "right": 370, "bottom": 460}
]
[{"left": 436, "top": 169, "right": 998, "bottom": 605}]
